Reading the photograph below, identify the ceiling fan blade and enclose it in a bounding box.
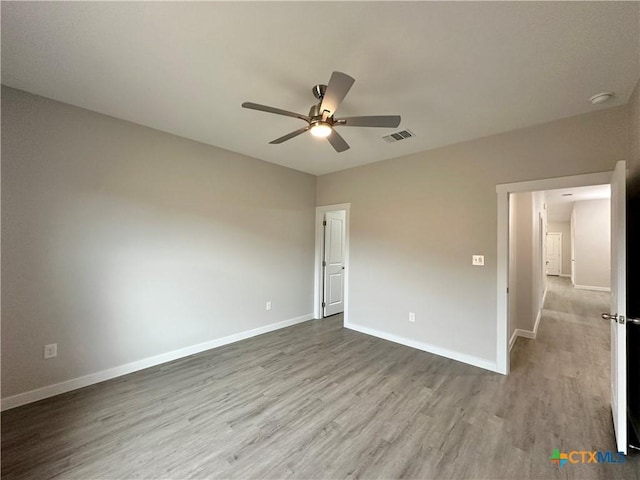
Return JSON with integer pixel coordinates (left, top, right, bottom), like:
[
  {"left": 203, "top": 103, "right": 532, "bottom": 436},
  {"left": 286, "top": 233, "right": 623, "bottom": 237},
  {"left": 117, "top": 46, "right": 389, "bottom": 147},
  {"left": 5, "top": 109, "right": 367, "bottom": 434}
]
[
  {"left": 320, "top": 72, "right": 355, "bottom": 117},
  {"left": 242, "top": 102, "right": 310, "bottom": 122},
  {"left": 327, "top": 129, "right": 350, "bottom": 153},
  {"left": 269, "top": 126, "right": 311, "bottom": 144},
  {"left": 337, "top": 115, "right": 401, "bottom": 128}
]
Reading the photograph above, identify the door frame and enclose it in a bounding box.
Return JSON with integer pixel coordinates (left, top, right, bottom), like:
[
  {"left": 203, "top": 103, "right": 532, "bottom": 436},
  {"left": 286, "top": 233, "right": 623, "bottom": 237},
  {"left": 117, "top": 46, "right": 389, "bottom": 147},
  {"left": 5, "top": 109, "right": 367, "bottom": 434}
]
[
  {"left": 496, "top": 170, "right": 612, "bottom": 374},
  {"left": 571, "top": 213, "right": 576, "bottom": 284},
  {"left": 546, "top": 232, "right": 562, "bottom": 276},
  {"left": 540, "top": 213, "right": 547, "bottom": 296},
  {"left": 314, "top": 203, "right": 351, "bottom": 322}
]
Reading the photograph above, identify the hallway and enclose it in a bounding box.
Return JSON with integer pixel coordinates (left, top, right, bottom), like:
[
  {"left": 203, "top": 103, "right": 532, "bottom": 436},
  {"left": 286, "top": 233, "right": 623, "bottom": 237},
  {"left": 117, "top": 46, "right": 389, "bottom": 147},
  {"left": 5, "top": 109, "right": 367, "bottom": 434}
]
[
  {"left": 544, "top": 276, "right": 611, "bottom": 328},
  {"left": 532, "top": 276, "right": 611, "bottom": 383},
  {"left": 510, "top": 275, "right": 630, "bottom": 476}
]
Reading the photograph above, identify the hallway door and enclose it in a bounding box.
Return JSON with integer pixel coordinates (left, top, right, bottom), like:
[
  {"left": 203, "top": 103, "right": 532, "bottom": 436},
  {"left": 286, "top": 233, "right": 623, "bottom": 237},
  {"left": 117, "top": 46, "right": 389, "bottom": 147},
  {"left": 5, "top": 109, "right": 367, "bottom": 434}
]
[
  {"left": 605, "top": 160, "right": 627, "bottom": 454},
  {"left": 545, "top": 233, "right": 561, "bottom": 276},
  {"left": 323, "top": 210, "right": 345, "bottom": 317}
]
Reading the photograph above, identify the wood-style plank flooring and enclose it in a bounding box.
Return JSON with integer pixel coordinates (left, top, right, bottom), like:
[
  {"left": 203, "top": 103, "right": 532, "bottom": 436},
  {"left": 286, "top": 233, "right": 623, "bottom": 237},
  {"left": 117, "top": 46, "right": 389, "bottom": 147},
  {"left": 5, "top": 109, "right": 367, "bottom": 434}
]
[{"left": 2, "top": 276, "right": 639, "bottom": 479}]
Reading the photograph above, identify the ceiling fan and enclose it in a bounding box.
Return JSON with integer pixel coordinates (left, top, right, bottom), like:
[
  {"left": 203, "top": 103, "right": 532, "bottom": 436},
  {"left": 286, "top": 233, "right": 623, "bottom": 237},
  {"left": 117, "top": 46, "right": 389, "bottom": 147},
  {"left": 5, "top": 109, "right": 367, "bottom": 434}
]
[{"left": 242, "top": 72, "right": 401, "bottom": 153}]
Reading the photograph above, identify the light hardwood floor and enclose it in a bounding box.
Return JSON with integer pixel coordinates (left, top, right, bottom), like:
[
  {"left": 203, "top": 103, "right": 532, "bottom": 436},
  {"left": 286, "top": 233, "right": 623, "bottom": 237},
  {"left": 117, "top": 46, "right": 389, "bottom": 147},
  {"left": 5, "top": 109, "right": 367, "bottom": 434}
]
[{"left": 2, "top": 276, "right": 639, "bottom": 479}]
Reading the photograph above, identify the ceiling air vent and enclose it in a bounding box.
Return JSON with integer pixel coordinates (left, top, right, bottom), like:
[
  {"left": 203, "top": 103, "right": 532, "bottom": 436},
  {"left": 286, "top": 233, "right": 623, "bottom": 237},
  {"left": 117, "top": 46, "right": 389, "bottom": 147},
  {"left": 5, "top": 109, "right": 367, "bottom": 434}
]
[{"left": 382, "top": 129, "right": 415, "bottom": 143}]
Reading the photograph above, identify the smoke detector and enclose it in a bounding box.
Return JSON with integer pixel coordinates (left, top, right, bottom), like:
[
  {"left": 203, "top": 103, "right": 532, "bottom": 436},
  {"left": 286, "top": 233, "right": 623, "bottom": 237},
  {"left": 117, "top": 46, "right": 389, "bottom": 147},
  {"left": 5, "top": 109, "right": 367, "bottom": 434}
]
[{"left": 589, "top": 92, "right": 614, "bottom": 104}]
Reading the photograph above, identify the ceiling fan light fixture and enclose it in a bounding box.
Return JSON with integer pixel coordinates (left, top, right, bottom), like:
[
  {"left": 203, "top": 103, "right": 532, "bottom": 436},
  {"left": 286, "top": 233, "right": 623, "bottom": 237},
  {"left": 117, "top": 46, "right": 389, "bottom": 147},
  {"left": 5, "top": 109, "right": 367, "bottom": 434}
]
[{"left": 310, "top": 122, "right": 332, "bottom": 138}]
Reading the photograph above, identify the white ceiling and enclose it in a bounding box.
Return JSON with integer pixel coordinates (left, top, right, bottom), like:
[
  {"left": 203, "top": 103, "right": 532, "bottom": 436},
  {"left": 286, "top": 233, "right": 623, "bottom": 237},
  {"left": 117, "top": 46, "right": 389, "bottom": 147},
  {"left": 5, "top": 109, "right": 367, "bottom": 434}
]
[
  {"left": 2, "top": 2, "right": 639, "bottom": 175},
  {"left": 546, "top": 184, "right": 611, "bottom": 222}
]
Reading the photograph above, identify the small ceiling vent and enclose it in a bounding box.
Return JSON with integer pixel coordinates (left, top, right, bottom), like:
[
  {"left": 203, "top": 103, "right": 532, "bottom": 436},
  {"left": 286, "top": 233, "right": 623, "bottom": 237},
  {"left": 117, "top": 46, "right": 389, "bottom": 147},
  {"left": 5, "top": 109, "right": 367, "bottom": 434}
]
[{"left": 382, "top": 129, "right": 415, "bottom": 143}]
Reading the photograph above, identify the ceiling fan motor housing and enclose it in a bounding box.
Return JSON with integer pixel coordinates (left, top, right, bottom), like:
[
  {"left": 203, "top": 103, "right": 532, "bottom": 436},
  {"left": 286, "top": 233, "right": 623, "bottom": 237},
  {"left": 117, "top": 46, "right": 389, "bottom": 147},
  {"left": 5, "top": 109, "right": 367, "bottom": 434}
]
[
  {"left": 312, "top": 84, "right": 327, "bottom": 100},
  {"left": 308, "top": 104, "right": 322, "bottom": 119},
  {"left": 308, "top": 103, "right": 333, "bottom": 124}
]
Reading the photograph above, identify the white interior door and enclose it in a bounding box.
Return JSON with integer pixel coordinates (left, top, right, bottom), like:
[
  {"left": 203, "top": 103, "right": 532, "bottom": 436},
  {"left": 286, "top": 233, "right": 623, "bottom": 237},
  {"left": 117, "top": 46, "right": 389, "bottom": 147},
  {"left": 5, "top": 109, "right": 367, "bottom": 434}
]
[
  {"left": 604, "top": 160, "right": 627, "bottom": 454},
  {"left": 323, "top": 211, "right": 345, "bottom": 317},
  {"left": 545, "top": 233, "right": 561, "bottom": 275}
]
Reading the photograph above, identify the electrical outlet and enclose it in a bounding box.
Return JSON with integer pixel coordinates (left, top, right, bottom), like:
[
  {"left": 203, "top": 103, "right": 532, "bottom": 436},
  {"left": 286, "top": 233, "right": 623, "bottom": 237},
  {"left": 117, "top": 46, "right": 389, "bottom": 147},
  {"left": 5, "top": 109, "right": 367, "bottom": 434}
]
[
  {"left": 266, "top": 301, "right": 272, "bottom": 311},
  {"left": 44, "top": 343, "right": 57, "bottom": 359},
  {"left": 472, "top": 255, "right": 485, "bottom": 266},
  {"left": 409, "top": 312, "right": 415, "bottom": 323}
]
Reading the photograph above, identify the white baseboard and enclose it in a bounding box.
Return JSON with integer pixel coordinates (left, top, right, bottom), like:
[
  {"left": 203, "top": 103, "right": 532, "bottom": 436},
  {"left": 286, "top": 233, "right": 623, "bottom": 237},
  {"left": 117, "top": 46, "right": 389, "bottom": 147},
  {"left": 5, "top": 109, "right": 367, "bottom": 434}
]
[
  {"left": 574, "top": 284, "right": 611, "bottom": 292},
  {"left": 509, "top": 331, "right": 519, "bottom": 351},
  {"left": 344, "top": 321, "right": 498, "bottom": 373},
  {"left": 535, "top": 286, "right": 546, "bottom": 333},
  {"left": 1, "top": 313, "right": 314, "bottom": 411},
  {"left": 509, "top": 328, "right": 536, "bottom": 351},
  {"left": 533, "top": 309, "right": 542, "bottom": 336},
  {"left": 515, "top": 328, "right": 537, "bottom": 340},
  {"left": 509, "top": 293, "right": 544, "bottom": 352}
]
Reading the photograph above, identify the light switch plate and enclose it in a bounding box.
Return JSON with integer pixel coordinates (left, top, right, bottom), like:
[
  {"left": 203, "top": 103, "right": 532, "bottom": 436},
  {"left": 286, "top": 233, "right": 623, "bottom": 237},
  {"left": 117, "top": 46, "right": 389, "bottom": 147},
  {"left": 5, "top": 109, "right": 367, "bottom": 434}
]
[{"left": 472, "top": 255, "right": 485, "bottom": 266}]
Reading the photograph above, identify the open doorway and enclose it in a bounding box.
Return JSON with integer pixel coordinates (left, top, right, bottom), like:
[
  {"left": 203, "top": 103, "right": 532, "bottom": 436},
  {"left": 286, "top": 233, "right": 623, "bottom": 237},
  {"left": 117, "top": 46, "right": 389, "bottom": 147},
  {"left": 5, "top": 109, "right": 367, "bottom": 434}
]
[
  {"left": 496, "top": 170, "right": 613, "bottom": 374},
  {"left": 314, "top": 203, "right": 350, "bottom": 321},
  {"left": 507, "top": 184, "right": 611, "bottom": 351}
]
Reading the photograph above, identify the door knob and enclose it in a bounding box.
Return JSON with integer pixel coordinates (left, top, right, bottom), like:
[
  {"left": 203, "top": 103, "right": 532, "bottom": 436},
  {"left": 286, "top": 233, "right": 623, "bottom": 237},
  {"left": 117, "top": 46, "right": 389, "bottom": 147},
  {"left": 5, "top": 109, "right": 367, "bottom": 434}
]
[{"left": 602, "top": 313, "right": 626, "bottom": 324}]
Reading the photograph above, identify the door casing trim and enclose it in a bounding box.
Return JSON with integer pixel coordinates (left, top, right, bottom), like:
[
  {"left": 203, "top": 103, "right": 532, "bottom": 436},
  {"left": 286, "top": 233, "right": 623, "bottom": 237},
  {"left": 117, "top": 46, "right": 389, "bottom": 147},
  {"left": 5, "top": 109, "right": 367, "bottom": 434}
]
[{"left": 496, "top": 170, "right": 612, "bottom": 374}]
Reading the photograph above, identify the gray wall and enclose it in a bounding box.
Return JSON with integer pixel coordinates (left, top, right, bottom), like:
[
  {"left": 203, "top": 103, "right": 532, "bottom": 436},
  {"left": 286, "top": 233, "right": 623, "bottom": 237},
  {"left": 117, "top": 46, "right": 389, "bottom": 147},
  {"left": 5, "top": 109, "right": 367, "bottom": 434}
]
[
  {"left": 531, "top": 191, "right": 546, "bottom": 329},
  {"left": 548, "top": 221, "right": 572, "bottom": 276},
  {"left": 508, "top": 194, "right": 518, "bottom": 341},
  {"left": 317, "top": 106, "right": 627, "bottom": 363},
  {"left": 509, "top": 192, "right": 534, "bottom": 334},
  {"left": 1, "top": 87, "right": 317, "bottom": 398},
  {"left": 509, "top": 191, "right": 546, "bottom": 340},
  {"left": 572, "top": 199, "right": 611, "bottom": 289},
  {"left": 510, "top": 192, "right": 532, "bottom": 334}
]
